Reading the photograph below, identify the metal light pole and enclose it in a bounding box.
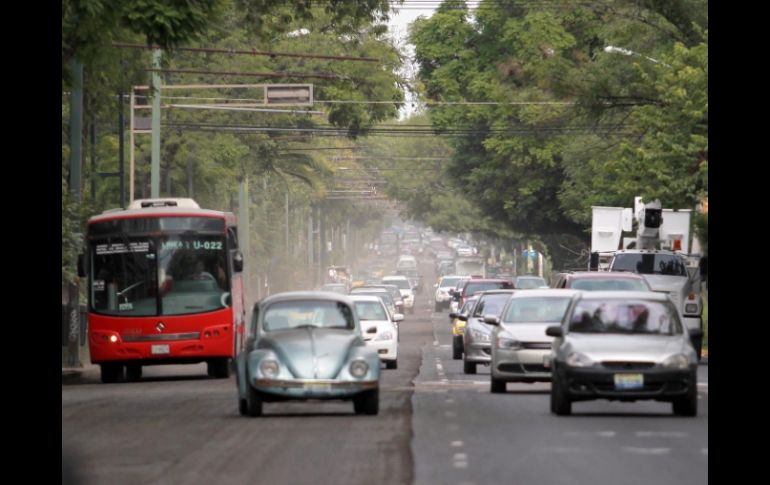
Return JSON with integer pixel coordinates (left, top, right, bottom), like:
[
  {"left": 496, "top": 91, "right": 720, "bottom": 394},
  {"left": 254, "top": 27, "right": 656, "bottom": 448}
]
[
  {"left": 604, "top": 45, "right": 671, "bottom": 68},
  {"left": 67, "top": 58, "right": 84, "bottom": 368},
  {"left": 151, "top": 49, "right": 162, "bottom": 197}
]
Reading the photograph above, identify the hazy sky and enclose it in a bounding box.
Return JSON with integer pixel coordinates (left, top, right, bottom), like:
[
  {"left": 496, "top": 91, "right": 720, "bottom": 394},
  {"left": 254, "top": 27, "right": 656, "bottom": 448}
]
[{"left": 387, "top": 4, "right": 437, "bottom": 118}]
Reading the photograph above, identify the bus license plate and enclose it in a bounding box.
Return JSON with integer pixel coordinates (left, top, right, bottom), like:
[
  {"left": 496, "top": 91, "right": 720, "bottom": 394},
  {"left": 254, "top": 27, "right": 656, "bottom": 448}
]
[
  {"left": 151, "top": 344, "right": 170, "bottom": 355},
  {"left": 303, "top": 382, "right": 331, "bottom": 391},
  {"left": 614, "top": 373, "right": 643, "bottom": 390}
]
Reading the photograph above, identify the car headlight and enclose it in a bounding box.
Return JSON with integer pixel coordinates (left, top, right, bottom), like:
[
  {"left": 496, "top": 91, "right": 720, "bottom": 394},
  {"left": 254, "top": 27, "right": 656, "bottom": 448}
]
[
  {"left": 566, "top": 352, "right": 594, "bottom": 368},
  {"left": 471, "top": 329, "right": 490, "bottom": 342},
  {"left": 350, "top": 360, "right": 369, "bottom": 378},
  {"left": 375, "top": 331, "right": 393, "bottom": 341},
  {"left": 259, "top": 359, "right": 280, "bottom": 378},
  {"left": 497, "top": 336, "right": 522, "bottom": 350},
  {"left": 685, "top": 303, "right": 698, "bottom": 314},
  {"left": 662, "top": 354, "right": 689, "bottom": 369}
]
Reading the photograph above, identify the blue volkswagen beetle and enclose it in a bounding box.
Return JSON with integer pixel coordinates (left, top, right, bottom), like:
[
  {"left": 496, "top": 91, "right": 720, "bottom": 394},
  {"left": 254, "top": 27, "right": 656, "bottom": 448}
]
[{"left": 235, "top": 291, "right": 381, "bottom": 416}]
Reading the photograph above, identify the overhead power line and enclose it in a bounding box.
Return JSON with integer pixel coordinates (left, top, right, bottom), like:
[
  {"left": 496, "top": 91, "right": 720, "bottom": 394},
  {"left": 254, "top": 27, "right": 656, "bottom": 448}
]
[
  {"left": 113, "top": 42, "right": 379, "bottom": 63},
  {"left": 145, "top": 68, "right": 350, "bottom": 81}
]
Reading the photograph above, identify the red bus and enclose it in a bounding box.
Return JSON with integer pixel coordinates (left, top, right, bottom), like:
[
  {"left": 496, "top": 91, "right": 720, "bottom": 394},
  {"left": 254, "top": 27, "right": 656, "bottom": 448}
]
[{"left": 80, "top": 198, "right": 246, "bottom": 383}]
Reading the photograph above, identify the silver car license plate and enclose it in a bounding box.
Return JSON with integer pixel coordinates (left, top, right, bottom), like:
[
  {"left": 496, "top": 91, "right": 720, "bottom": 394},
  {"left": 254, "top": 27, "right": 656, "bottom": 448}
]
[{"left": 614, "top": 373, "right": 643, "bottom": 390}]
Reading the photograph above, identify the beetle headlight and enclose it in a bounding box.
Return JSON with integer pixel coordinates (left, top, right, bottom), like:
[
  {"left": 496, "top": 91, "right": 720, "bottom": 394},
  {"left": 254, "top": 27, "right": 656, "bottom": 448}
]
[
  {"left": 350, "top": 360, "right": 369, "bottom": 378},
  {"left": 259, "top": 359, "right": 280, "bottom": 378},
  {"left": 662, "top": 354, "right": 689, "bottom": 369},
  {"left": 566, "top": 352, "right": 594, "bottom": 368},
  {"left": 685, "top": 303, "right": 698, "bottom": 314}
]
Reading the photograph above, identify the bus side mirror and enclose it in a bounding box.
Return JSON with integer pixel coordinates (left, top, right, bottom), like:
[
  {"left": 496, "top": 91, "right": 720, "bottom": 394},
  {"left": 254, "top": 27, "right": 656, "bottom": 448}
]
[
  {"left": 233, "top": 251, "right": 244, "bottom": 273},
  {"left": 77, "top": 254, "right": 86, "bottom": 278}
]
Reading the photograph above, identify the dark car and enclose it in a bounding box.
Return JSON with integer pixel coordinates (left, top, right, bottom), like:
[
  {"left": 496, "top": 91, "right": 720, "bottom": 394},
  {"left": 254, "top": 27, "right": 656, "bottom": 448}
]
[
  {"left": 552, "top": 271, "right": 652, "bottom": 291},
  {"left": 454, "top": 278, "right": 514, "bottom": 309}
]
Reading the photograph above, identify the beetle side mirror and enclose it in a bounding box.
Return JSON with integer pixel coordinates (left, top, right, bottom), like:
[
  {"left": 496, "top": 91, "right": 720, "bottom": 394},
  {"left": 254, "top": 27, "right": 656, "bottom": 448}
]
[
  {"left": 457, "top": 314, "right": 468, "bottom": 322},
  {"left": 449, "top": 312, "right": 458, "bottom": 319},
  {"left": 546, "top": 326, "right": 563, "bottom": 337}
]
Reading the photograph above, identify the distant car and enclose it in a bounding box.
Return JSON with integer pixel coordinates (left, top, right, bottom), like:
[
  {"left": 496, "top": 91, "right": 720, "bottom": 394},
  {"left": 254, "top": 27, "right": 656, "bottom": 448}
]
[
  {"left": 547, "top": 291, "right": 701, "bottom": 416},
  {"left": 513, "top": 275, "right": 549, "bottom": 289},
  {"left": 486, "top": 289, "right": 579, "bottom": 392},
  {"left": 235, "top": 292, "right": 381, "bottom": 417},
  {"left": 552, "top": 271, "right": 652, "bottom": 291},
  {"left": 448, "top": 295, "right": 480, "bottom": 360},
  {"left": 382, "top": 276, "right": 415, "bottom": 314},
  {"left": 350, "top": 287, "right": 397, "bottom": 317},
  {"left": 356, "top": 284, "right": 404, "bottom": 315},
  {"left": 351, "top": 295, "right": 401, "bottom": 369},
  {"left": 455, "top": 278, "right": 515, "bottom": 309},
  {"left": 434, "top": 275, "right": 467, "bottom": 312},
  {"left": 461, "top": 290, "right": 515, "bottom": 374},
  {"left": 321, "top": 283, "right": 348, "bottom": 294}
]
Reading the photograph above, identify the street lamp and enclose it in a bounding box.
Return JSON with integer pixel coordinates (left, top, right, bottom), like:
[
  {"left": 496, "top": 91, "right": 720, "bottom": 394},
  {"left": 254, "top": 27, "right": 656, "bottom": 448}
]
[{"left": 603, "top": 45, "right": 671, "bottom": 67}]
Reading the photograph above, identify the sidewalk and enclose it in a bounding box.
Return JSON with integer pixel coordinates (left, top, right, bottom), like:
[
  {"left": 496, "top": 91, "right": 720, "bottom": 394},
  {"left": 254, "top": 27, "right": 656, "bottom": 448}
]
[{"left": 62, "top": 346, "right": 99, "bottom": 384}]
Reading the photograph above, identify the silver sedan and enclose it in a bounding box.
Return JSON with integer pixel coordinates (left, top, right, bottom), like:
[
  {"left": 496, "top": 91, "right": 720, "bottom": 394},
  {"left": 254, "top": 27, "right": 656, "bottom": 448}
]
[
  {"left": 547, "top": 291, "right": 701, "bottom": 416},
  {"left": 486, "top": 289, "right": 580, "bottom": 393}
]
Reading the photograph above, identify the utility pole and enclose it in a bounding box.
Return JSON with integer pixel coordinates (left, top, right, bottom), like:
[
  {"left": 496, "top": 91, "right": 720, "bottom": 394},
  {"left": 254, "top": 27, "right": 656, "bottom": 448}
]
[
  {"left": 67, "top": 58, "right": 84, "bottom": 368},
  {"left": 151, "top": 49, "right": 162, "bottom": 197},
  {"left": 238, "top": 177, "right": 251, "bottom": 309},
  {"left": 118, "top": 93, "right": 125, "bottom": 208}
]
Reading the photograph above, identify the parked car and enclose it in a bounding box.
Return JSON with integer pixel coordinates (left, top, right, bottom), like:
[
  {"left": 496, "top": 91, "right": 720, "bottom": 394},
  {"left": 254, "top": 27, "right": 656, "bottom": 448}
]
[
  {"left": 486, "top": 289, "right": 579, "bottom": 392},
  {"left": 547, "top": 291, "right": 701, "bottom": 416},
  {"left": 351, "top": 295, "right": 402, "bottom": 369},
  {"left": 235, "top": 292, "right": 381, "bottom": 416}
]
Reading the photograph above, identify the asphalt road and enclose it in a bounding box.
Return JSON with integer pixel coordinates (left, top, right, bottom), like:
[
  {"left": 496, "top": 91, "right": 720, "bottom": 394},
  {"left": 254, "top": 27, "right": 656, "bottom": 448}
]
[{"left": 62, "top": 257, "right": 708, "bottom": 485}]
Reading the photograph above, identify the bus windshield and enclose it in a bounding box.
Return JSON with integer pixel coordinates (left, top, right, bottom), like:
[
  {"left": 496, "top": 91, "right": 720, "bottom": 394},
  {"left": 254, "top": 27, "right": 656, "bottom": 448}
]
[{"left": 90, "top": 233, "right": 229, "bottom": 316}]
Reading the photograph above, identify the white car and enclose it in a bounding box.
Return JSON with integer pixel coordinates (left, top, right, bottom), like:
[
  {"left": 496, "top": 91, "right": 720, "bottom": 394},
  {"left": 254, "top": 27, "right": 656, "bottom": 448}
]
[
  {"left": 434, "top": 275, "right": 468, "bottom": 312},
  {"left": 382, "top": 275, "right": 415, "bottom": 314},
  {"left": 351, "top": 295, "right": 401, "bottom": 369}
]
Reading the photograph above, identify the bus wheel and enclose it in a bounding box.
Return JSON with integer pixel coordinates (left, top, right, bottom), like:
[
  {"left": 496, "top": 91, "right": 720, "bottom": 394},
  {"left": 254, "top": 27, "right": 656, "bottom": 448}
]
[
  {"left": 208, "top": 358, "right": 231, "bottom": 379},
  {"left": 126, "top": 365, "right": 142, "bottom": 382},
  {"left": 100, "top": 363, "right": 124, "bottom": 383}
]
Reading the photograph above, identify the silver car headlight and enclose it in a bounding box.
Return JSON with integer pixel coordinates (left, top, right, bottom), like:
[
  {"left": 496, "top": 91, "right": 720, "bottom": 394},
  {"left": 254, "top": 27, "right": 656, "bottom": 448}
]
[
  {"left": 497, "top": 336, "right": 522, "bottom": 350},
  {"left": 375, "top": 331, "right": 393, "bottom": 341},
  {"left": 259, "top": 359, "right": 280, "bottom": 378},
  {"left": 471, "top": 329, "right": 490, "bottom": 343},
  {"left": 662, "top": 354, "right": 689, "bottom": 369},
  {"left": 685, "top": 303, "right": 698, "bottom": 314},
  {"left": 566, "top": 352, "right": 594, "bottom": 368},
  {"left": 350, "top": 360, "right": 369, "bottom": 378}
]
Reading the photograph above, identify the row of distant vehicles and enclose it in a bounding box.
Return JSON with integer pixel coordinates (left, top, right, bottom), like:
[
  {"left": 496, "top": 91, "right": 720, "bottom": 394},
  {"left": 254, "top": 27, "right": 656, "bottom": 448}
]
[{"left": 443, "top": 286, "right": 700, "bottom": 416}]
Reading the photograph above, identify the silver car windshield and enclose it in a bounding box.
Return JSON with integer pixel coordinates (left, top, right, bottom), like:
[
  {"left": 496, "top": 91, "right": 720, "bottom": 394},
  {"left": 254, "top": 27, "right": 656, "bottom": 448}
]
[
  {"left": 503, "top": 297, "right": 572, "bottom": 323},
  {"left": 568, "top": 299, "right": 683, "bottom": 335},
  {"left": 263, "top": 301, "right": 355, "bottom": 331},
  {"left": 571, "top": 278, "right": 649, "bottom": 291}
]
